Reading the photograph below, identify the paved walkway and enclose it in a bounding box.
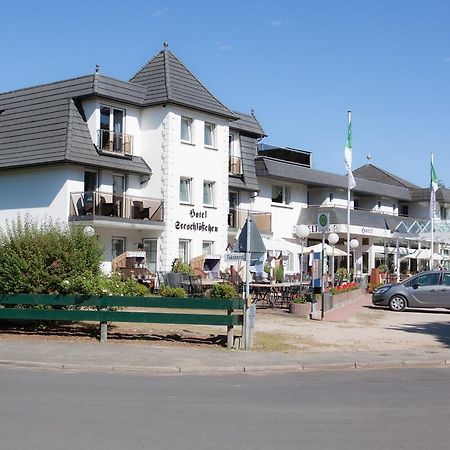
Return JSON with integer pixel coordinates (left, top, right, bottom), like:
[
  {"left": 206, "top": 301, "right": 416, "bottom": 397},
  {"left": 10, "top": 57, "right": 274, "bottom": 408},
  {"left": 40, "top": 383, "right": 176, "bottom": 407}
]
[{"left": 1, "top": 292, "right": 450, "bottom": 375}]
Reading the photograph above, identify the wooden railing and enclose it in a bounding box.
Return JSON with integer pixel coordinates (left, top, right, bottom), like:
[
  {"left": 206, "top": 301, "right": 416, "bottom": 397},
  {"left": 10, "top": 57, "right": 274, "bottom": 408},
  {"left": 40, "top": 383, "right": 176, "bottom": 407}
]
[{"left": 0, "top": 294, "right": 245, "bottom": 349}]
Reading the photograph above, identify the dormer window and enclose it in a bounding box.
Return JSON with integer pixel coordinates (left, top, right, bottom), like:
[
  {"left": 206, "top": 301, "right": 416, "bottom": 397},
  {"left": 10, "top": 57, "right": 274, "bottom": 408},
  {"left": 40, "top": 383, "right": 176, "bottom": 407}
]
[
  {"left": 98, "top": 106, "right": 132, "bottom": 155},
  {"left": 228, "top": 132, "right": 242, "bottom": 175}
]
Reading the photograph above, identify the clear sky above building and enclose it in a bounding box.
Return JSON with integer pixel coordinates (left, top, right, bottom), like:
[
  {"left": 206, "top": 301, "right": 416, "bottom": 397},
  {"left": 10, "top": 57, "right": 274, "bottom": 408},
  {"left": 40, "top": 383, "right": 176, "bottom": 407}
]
[{"left": 2, "top": 0, "right": 450, "bottom": 187}]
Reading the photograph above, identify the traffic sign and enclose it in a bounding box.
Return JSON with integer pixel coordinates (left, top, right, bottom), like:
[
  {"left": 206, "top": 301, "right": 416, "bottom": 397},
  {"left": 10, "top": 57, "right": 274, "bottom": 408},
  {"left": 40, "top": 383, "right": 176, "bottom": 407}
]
[{"left": 317, "top": 213, "right": 330, "bottom": 233}]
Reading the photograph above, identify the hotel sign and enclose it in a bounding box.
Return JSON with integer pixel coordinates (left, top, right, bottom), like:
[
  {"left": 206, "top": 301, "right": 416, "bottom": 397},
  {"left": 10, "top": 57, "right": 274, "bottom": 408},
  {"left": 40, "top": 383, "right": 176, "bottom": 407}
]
[
  {"left": 361, "top": 227, "right": 374, "bottom": 234},
  {"left": 175, "top": 208, "right": 218, "bottom": 233}
]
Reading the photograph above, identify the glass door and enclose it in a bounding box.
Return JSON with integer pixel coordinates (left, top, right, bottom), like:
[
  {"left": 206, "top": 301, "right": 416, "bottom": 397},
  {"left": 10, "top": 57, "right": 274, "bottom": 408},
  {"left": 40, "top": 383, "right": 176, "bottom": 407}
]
[
  {"left": 113, "top": 175, "right": 125, "bottom": 217},
  {"left": 142, "top": 238, "right": 157, "bottom": 273}
]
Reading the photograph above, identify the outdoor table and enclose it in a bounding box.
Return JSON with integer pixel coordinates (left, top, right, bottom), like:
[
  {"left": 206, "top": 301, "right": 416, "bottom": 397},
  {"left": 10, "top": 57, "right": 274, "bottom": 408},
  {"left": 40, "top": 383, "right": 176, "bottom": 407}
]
[{"left": 250, "top": 282, "right": 304, "bottom": 308}]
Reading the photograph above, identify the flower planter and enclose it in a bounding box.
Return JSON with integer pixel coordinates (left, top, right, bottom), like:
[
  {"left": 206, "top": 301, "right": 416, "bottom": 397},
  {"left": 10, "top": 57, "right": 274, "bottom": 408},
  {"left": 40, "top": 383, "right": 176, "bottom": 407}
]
[{"left": 289, "top": 302, "right": 311, "bottom": 318}]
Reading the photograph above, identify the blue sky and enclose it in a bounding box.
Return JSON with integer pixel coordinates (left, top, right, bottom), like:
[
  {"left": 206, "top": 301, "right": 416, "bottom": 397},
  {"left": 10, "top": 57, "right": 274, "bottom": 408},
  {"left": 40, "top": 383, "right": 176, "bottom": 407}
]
[{"left": 2, "top": 0, "right": 450, "bottom": 187}]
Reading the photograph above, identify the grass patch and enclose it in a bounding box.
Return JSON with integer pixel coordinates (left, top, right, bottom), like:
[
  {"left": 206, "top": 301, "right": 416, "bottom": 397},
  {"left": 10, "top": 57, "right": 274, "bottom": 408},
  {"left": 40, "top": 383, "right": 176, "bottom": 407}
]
[{"left": 252, "top": 332, "right": 298, "bottom": 351}]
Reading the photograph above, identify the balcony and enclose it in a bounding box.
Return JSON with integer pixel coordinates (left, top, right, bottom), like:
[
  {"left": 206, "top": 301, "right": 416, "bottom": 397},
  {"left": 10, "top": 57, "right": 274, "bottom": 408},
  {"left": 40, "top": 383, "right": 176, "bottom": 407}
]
[
  {"left": 69, "top": 191, "right": 163, "bottom": 222},
  {"left": 229, "top": 156, "right": 243, "bottom": 175},
  {"left": 97, "top": 129, "right": 133, "bottom": 156},
  {"left": 228, "top": 208, "right": 272, "bottom": 234}
]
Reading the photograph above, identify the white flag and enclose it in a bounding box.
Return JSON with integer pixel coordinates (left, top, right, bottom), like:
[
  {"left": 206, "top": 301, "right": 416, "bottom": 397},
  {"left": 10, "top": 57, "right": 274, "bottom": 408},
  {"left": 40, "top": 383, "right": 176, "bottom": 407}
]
[
  {"left": 430, "top": 155, "right": 439, "bottom": 219},
  {"left": 345, "top": 116, "right": 356, "bottom": 190}
]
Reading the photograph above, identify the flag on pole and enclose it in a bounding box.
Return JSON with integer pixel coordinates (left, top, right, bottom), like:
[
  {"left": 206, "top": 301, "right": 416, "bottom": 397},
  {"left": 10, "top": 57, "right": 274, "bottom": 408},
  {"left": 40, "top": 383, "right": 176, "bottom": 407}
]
[
  {"left": 430, "top": 155, "right": 439, "bottom": 219},
  {"left": 344, "top": 114, "right": 356, "bottom": 190}
]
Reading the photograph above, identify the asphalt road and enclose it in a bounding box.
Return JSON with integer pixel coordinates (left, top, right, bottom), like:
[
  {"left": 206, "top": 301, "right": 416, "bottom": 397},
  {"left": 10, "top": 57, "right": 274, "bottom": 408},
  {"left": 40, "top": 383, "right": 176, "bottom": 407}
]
[{"left": 1, "top": 367, "right": 450, "bottom": 449}]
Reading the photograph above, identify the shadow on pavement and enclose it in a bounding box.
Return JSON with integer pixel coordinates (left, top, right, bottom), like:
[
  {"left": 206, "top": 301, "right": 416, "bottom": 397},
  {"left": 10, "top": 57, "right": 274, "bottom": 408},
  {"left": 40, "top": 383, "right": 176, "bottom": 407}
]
[{"left": 389, "top": 321, "right": 450, "bottom": 348}]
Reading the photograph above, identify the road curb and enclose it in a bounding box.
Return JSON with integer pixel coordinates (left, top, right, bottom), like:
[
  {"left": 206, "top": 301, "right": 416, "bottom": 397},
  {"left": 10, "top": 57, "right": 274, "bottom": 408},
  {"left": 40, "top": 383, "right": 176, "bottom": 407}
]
[{"left": 1, "top": 358, "right": 449, "bottom": 375}]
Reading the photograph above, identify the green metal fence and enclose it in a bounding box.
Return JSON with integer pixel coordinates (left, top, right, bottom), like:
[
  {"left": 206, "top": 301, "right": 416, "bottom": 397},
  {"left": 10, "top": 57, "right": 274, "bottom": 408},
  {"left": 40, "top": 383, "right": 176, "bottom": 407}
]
[{"left": 0, "top": 294, "right": 245, "bottom": 349}]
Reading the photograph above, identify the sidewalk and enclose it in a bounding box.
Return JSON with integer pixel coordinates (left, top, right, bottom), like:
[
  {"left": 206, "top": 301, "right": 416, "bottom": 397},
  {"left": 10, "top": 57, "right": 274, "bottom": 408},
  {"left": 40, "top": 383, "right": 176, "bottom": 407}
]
[{"left": 1, "top": 292, "right": 450, "bottom": 375}]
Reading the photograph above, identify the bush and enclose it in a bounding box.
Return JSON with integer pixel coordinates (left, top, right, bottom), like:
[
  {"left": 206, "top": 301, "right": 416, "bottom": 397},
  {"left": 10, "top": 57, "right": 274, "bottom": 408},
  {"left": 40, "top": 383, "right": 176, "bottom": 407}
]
[
  {"left": 292, "top": 294, "right": 310, "bottom": 304},
  {"left": 171, "top": 258, "right": 193, "bottom": 275},
  {"left": 158, "top": 286, "right": 187, "bottom": 298},
  {"left": 274, "top": 265, "right": 284, "bottom": 283},
  {"left": 0, "top": 217, "right": 103, "bottom": 294},
  {"left": 208, "top": 283, "right": 238, "bottom": 299}
]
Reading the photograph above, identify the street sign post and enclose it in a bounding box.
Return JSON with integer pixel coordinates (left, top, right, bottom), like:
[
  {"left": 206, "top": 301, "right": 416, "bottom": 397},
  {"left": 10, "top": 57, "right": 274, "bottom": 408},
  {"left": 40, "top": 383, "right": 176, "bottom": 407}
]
[{"left": 224, "top": 252, "right": 246, "bottom": 262}]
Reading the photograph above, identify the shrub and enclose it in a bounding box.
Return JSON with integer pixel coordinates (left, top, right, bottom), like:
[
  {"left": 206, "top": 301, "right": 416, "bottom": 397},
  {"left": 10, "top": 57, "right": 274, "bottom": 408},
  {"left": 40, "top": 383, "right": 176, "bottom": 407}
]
[
  {"left": 274, "top": 265, "right": 284, "bottom": 283},
  {"left": 292, "top": 293, "right": 310, "bottom": 304},
  {"left": 171, "top": 258, "right": 193, "bottom": 275},
  {"left": 208, "top": 283, "right": 238, "bottom": 299},
  {"left": 0, "top": 217, "right": 103, "bottom": 294},
  {"left": 158, "top": 286, "right": 187, "bottom": 298},
  {"left": 377, "top": 264, "right": 388, "bottom": 273}
]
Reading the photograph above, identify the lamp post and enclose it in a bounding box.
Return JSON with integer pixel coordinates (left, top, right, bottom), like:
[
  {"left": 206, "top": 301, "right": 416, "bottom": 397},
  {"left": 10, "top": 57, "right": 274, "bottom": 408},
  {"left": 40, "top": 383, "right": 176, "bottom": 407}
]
[
  {"left": 295, "top": 224, "right": 310, "bottom": 288},
  {"left": 350, "top": 238, "right": 359, "bottom": 282},
  {"left": 328, "top": 232, "right": 339, "bottom": 288}
]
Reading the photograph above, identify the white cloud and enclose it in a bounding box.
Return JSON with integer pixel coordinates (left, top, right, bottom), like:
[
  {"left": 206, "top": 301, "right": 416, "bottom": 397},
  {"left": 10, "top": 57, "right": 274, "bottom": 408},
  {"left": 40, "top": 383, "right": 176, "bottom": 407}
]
[
  {"left": 218, "top": 44, "right": 232, "bottom": 51},
  {"left": 271, "top": 20, "right": 282, "bottom": 27}
]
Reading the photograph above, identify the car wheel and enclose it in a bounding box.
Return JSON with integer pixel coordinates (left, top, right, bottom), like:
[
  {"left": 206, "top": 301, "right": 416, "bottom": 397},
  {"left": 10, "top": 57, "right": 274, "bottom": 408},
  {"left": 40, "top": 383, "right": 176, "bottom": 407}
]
[{"left": 388, "top": 295, "right": 407, "bottom": 312}]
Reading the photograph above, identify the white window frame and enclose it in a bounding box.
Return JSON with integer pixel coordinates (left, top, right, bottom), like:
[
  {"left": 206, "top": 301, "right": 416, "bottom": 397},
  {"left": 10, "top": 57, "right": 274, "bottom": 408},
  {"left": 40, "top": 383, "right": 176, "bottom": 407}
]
[
  {"left": 271, "top": 184, "right": 291, "bottom": 205},
  {"left": 203, "top": 180, "right": 215, "bottom": 207},
  {"left": 179, "top": 239, "right": 191, "bottom": 264},
  {"left": 202, "top": 241, "right": 214, "bottom": 255},
  {"left": 142, "top": 238, "right": 157, "bottom": 273},
  {"left": 179, "top": 177, "right": 193, "bottom": 204},
  {"left": 181, "top": 116, "right": 193, "bottom": 144},
  {"left": 204, "top": 122, "right": 216, "bottom": 148}
]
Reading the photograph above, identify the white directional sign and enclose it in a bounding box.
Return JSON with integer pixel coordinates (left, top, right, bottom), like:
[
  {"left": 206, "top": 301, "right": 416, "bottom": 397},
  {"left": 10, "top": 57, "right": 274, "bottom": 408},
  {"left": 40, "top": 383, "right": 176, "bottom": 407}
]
[{"left": 225, "top": 252, "right": 246, "bottom": 262}]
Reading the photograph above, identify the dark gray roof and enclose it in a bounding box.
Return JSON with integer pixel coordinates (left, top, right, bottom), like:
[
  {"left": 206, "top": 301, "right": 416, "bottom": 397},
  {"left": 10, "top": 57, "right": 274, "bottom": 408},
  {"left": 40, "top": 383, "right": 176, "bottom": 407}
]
[
  {"left": 130, "top": 48, "right": 236, "bottom": 119},
  {"left": 0, "top": 76, "right": 151, "bottom": 175},
  {"left": 255, "top": 157, "right": 412, "bottom": 200},
  {"left": 353, "top": 164, "right": 421, "bottom": 189},
  {"left": 229, "top": 135, "right": 260, "bottom": 192},
  {"left": 230, "top": 111, "right": 266, "bottom": 136},
  {"left": 410, "top": 187, "right": 450, "bottom": 204}
]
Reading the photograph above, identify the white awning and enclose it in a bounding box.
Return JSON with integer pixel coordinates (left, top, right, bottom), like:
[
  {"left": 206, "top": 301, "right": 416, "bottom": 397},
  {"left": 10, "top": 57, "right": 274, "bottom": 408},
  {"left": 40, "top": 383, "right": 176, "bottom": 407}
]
[
  {"left": 262, "top": 237, "right": 305, "bottom": 254},
  {"left": 400, "top": 249, "right": 443, "bottom": 260},
  {"left": 304, "top": 243, "right": 348, "bottom": 257}
]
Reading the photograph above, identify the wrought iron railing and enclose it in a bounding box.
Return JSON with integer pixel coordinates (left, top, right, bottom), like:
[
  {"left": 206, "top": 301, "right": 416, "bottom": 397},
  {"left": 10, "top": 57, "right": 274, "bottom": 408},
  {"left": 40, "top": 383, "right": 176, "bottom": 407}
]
[
  {"left": 69, "top": 191, "right": 163, "bottom": 222},
  {"left": 97, "top": 129, "right": 133, "bottom": 156}
]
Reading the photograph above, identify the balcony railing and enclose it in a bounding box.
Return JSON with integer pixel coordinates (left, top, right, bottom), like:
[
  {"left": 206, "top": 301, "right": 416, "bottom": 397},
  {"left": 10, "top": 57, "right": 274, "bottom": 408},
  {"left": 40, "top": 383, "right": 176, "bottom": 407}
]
[
  {"left": 97, "top": 129, "right": 133, "bottom": 156},
  {"left": 69, "top": 191, "right": 163, "bottom": 222},
  {"left": 228, "top": 208, "right": 272, "bottom": 234},
  {"left": 229, "top": 156, "right": 243, "bottom": 175}
]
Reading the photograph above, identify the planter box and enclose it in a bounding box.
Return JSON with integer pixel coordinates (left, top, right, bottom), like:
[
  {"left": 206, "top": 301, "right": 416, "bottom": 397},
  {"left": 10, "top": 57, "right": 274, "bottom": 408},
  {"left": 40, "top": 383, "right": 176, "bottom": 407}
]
[
  {"left": 289, "top": 302, "right": 311, "bottom": 318},
  {"left": 330, "top": 289, "right": 362, "bottom": 308}
]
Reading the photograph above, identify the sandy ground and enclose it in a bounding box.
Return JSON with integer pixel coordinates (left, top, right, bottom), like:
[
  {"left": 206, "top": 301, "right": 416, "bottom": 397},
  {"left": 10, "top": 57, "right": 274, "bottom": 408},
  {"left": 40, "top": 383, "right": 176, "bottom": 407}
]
[
  {"left": 1, "top": 301, "right": 450, "bottom": 352},
  {"left": 253, "top": 305, "right": 450, "bottom": 352}
]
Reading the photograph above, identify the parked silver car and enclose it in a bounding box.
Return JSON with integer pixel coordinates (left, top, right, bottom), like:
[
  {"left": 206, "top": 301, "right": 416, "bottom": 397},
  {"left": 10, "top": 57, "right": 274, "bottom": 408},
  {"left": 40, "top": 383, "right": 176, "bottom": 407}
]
[{"left": 372, "top": 270, "right": 450, "bottom": 311}]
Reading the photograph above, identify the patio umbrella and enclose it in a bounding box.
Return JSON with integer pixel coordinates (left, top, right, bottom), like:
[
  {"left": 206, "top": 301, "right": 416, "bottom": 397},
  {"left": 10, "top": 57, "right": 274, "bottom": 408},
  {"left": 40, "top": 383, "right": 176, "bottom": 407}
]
[{"left": 304, "top": 243, "right": 347, "bottom": 257}]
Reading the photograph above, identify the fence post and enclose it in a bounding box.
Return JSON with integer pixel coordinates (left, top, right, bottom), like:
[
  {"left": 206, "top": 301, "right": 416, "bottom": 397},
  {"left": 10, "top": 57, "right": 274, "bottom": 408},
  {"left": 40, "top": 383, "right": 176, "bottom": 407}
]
[
  {"left": 100, "top": 321, "right": 108, "bottom": 342},
  {"left": 227, "top": 308, "right": 234, "bottom": 349}
]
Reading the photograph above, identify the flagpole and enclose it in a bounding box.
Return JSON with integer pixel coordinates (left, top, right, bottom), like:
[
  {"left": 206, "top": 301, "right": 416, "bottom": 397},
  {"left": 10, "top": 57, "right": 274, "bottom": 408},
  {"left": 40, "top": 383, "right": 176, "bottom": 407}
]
[
  {"left": 346, "top": 111, "right": 352, "bottom": 276},
  {"left": 430, "top": 153, "right": 435, "bottom": 270}
]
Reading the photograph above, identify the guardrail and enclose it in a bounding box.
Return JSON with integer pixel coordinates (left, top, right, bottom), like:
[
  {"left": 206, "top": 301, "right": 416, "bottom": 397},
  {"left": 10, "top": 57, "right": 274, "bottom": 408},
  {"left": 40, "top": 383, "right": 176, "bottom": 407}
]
[{"left": 0, "top": 294, "right": 245, "bottom": 349}]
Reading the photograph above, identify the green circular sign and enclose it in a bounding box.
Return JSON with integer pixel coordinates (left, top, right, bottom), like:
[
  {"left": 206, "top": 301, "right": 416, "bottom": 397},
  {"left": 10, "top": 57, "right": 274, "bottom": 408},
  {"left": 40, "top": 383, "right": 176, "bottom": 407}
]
[{"left": 319, "top": 213, "right": 328, "bottom": 227}]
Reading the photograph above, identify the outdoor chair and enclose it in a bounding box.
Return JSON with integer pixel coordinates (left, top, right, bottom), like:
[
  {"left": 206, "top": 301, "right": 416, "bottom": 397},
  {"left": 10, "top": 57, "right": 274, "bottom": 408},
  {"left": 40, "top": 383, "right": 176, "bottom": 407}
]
[{"left": 188, "top": 275, "right": 204, "bottom": 298}]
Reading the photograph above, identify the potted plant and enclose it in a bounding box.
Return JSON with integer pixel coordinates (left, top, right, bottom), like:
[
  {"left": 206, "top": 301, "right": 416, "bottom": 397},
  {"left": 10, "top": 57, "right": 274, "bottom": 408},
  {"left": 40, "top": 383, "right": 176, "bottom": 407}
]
[
  {"left": 377, "top": 264, "right": 388, "bottom": 283},
  {"left": 289, "top": 294, "right": 311, "bottom": 317}
]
